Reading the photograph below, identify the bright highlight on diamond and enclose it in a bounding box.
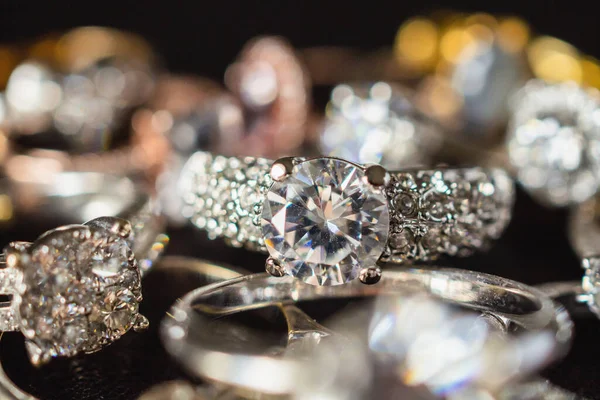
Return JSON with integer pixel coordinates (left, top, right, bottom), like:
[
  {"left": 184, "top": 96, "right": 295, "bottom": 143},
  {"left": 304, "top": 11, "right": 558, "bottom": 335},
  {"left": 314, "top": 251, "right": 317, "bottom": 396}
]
[
  {"left": 261, "top": 158, "right": 390, "bottom": 286},
  {"left": 507, "top": 80, "right": 600, "bottom": 206}
]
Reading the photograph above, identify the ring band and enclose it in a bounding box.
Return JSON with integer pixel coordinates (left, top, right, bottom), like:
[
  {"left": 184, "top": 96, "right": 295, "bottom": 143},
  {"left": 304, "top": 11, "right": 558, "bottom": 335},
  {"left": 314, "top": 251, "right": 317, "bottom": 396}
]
[
  {"left": 161, "top": 266, "right": 572, "bottom": 395},
  {"left": 566, "top": 195, "right": 600, "bottom": 317},
  {"left": 0, "top": 172, "right": 166, "bottom": 365},
  {"left": 178, "top": 151, "right": 514, "bottom": 285}
]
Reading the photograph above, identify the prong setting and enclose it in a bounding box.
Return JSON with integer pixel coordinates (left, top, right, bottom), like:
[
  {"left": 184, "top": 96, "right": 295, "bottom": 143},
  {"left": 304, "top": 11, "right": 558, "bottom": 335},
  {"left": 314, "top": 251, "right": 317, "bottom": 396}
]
[
  {"left": 110, "top": 218, "right": 133, "bottom": 239},
  {"left": 262, "top": 157, "right": 390, "bottom": 286},
  {"left": 270, "top": 157, "right": 296, "bottom": 182},
  {"left": 364, "top": 164, "right": 390, "bottom": 188},
  {"left": 359, "top": 266, "right": 382, "bottom": 285},
  {"left": 85, "top": 216, "right": 133, "bottom": 240},
  {"left": 265, "top": 257, "right": 285, "bottom": 277},
  {"left": 133, "top": 314, "right": 150, "bottom": 332}
]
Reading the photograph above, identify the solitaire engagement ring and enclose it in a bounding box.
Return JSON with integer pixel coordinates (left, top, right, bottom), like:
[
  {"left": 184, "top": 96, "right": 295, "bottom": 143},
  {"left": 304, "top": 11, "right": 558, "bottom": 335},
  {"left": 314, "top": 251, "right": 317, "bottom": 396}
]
[
  {"left": 0, "top": 172, "right": 166, "bottom": 366},
  {"left": 178, "top": 151, "right": 514, "bottom": 286}
]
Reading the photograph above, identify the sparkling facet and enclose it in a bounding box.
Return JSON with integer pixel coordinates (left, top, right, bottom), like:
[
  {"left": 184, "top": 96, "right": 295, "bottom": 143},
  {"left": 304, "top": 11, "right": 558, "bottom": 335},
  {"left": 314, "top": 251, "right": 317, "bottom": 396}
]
[{"left": 261, "top": 158, "right": 390, "bottom": 286}]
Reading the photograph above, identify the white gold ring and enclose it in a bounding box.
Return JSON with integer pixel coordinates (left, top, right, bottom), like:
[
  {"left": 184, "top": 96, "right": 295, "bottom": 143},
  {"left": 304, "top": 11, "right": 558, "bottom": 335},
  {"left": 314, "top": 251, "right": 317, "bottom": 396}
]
[{"left": 178, "top": 151, "right": 514, "bottom": 286}]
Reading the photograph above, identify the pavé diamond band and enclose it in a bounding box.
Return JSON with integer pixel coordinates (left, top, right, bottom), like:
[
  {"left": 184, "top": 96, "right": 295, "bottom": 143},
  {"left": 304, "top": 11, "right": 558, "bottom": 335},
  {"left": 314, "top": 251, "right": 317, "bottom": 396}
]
[
  {"left": 178, "top": 151, "right": 514, "bottom": 286},
  {"left": 0, "top": 172, "right": 166, "bottom": 366}
]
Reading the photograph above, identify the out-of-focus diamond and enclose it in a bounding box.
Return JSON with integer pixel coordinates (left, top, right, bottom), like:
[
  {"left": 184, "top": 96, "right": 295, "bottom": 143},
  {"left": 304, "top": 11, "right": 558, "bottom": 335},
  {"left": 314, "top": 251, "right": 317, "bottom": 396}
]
[
  {"left": 320, "top": 82, "right": 442, "bottom": 169},
  {"left": 3, "top": 56, "right": 155, "bottom": 152},
  {"left": 53, "top": 58, "right": 156, "bottom": 151},
  {"left": 5, "top": 62, "right": 62, "bottom": 133},
  {"left": 451, "top": 41, "right": 528, "bottom": 134},
  {"left": 295, "top": 294, "right": 566, "bottom": 400},
  {"left": 224, "top": 36, "right": 310, "bottom": 157},
  {"left": 507, "top": 80, "right": 600, "bottom": 206}
]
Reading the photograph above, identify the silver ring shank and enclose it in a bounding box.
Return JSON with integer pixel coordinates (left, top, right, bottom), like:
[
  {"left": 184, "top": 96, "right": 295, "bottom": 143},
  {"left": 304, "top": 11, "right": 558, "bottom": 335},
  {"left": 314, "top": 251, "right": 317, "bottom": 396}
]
[
  {"left": 161, "top": 266, "right": 572, "bottom": 394},
  {"left": 178, "top": 151, "right": 514, "bottom": 262}
]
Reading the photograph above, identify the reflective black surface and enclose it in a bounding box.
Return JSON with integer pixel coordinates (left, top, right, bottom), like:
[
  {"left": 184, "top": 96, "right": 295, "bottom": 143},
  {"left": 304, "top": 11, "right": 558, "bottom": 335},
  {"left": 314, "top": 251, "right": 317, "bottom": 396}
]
[
  {"left": 1, "top": 188, "right": 596, "bottom": 399},
  {"left": 2, "top": 1, "right": 600, "bottom": 398}
]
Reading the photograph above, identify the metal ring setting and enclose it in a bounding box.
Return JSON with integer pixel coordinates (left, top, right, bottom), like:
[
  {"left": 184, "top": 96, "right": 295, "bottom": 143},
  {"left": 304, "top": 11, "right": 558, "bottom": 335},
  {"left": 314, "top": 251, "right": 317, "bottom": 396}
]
[
  {"left": 161, "top": 266, "right": 572, "bottom": 395},
  {"left": 178, "top": 151, "right": 514, "bottom": 286}
]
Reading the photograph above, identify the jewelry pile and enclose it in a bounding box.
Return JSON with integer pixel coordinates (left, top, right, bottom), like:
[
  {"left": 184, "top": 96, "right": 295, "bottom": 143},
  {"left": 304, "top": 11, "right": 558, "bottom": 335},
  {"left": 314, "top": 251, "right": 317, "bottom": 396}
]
[{"left": 1, "top": 14, "right": 598, "bottom": 399}]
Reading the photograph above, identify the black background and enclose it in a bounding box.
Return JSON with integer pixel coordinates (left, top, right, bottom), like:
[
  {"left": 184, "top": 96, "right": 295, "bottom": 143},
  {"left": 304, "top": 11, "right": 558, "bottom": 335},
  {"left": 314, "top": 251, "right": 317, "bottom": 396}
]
[{"left": 1, "top": 1, "right": 600, "bottom": 399}]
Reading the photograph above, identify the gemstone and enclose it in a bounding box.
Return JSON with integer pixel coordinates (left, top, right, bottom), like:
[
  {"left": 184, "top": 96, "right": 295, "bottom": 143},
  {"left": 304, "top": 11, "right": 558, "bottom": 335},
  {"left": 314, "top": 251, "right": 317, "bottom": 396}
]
[
  {"left": 319, "top": 82, "right": 442, "bottom": 169},
  {"left": 421, "top": 191, "right": 451, "bottom": 222},
  {"left": 393, "top": 193, "right": 417, "bottom": 216},
  {"left": 261, "top": 158, "right": 390, "bottom": 286},
  {"left": 389, "top": 229, "right": 414, "bottom": 254},
  {"left": 507, "top": 81, "right": 600, "bottom": 206},
  {"left": 17, "top": 222, "right": 141, "bottom": 363},
  {"left": 420, "top": 227, "right": 443, "bottom": 252}
]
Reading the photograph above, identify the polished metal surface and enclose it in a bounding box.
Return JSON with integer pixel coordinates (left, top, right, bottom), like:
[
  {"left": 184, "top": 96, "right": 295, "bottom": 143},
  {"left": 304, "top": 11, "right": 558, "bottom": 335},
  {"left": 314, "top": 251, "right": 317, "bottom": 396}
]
[
  {"left": 178, "top": 151, "right": 514, "bottom": 286},
  {"left": 161, "top": 266, "right": 572, "bottom": 395}
]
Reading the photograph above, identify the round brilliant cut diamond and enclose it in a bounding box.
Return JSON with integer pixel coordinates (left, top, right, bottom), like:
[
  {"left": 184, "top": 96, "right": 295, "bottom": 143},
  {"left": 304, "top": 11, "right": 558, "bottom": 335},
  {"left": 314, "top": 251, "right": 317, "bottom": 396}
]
[{"left": 261, "top": 158, "right": 390, "bottom": 286}]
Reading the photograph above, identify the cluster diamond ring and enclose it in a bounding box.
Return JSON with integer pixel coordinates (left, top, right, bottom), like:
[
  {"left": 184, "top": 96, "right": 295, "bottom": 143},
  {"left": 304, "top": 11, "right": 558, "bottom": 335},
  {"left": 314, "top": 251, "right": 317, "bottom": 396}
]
[
  {"left": 178, "top": 151, "right": 514, "bottom": 286},
  {"left": 0, "top": 172, "right": 166, "bottom": 366}
]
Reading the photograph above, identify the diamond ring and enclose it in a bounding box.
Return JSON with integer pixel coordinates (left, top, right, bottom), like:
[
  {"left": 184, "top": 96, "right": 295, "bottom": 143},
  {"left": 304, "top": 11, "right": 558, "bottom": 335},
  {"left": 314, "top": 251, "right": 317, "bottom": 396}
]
[
  {"left": 418, "top": 79, "right": 600, "bottom": 208},
  {"left": 507, "top": 80, "right": 600, "bottom": 206},
  {"left": 178, "top": 151, "right": 514, "bottom": 286},
  {"left": 161, "top": 266, "right": 572, "bottom": 395},
  {"left": 0, "top": 173, "right": 166, "bottom": 366}
]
